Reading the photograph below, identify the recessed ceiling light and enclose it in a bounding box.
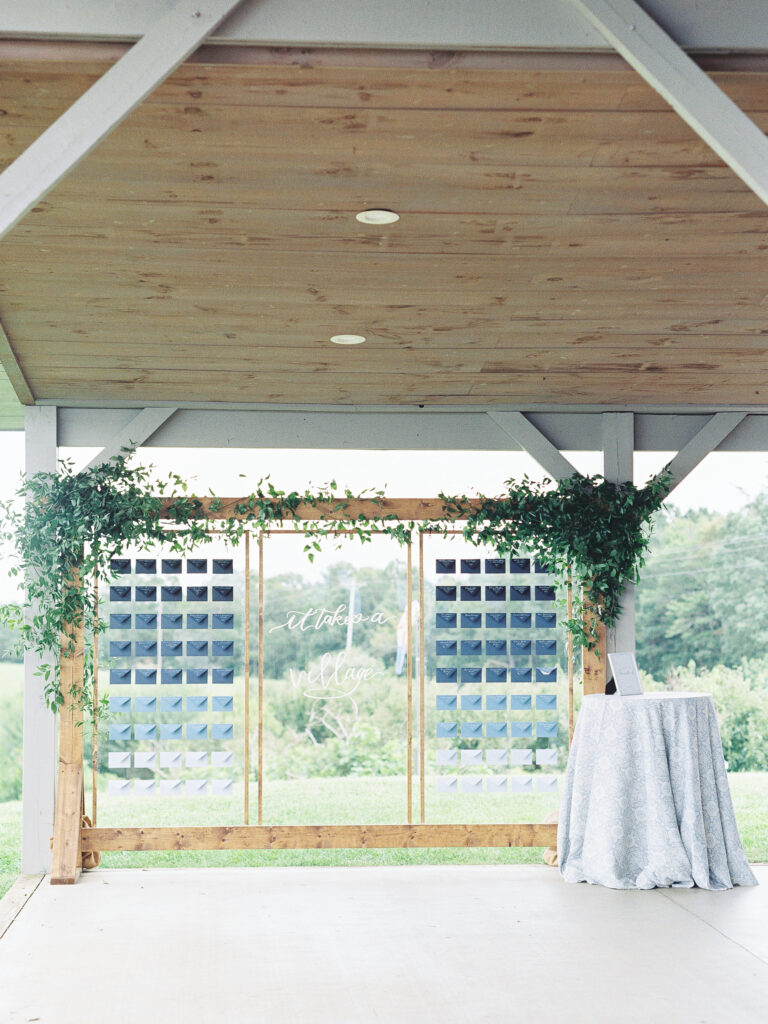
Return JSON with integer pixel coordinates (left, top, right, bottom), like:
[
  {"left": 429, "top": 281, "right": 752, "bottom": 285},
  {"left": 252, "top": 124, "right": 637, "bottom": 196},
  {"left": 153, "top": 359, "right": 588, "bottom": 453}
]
[
  {"left": 330, "top": 334, "right": 366, "bottom": 345},
  {"left": 355, "top": 209, "right": 400, "bottom": 225}
]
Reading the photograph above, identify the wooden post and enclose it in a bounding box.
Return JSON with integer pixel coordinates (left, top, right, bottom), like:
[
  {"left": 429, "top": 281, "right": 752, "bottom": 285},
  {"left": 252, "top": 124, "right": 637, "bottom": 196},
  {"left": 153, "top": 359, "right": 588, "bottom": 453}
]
[
  {"left": 581, "top": 595, "right": 607, "bottom": 696},
  {"left": 406, "top": 538, "right": 413, "bottom": 825},
  {"left": 50, "top": 567, "right": 85, "bottom": 885}
]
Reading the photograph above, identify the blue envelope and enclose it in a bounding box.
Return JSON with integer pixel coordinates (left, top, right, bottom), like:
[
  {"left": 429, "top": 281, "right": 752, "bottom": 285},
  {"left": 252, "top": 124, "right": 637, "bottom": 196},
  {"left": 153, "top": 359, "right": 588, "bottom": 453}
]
[
  {"left": 485, "top": 558, "right": 505, "bottom": 574},
  {"left": 135, "top": 586, "right": 156, "bottom": 602},
  {"left": 134, "top": 723, "right": 156, "bottom": 740},
  {"left": 161, "top": 669, "right": 183, "bottom": 685},
  {"left": 486, "top": 694, "right": 507, "bottom": 711},
  {"left": 536, "top": 721, "right": 558, "bottom": 738},
  {"left": 212, "top": 723, "right": 233, "bottom": 740},
  {"left": 510, "top": 722, "right": 532, "bottom": 738},
  {"left": 485, "top": 613, "right": 505, "bottom": 629},
  {"left": 212, "top": 641, "right": 234, "bottom": 657},
  {"left": 536, "top": 613, "right": 557, "bottom": 629},
  {"left": 187, "top": 641, "right": 208, "bottom": 657},
  {"left": 109, "top": 724, "right": 131, "bottom": 741},
  {"left": 534, "top": 560, "right": 550, "bottom": 574},
  {"left": 485, "top": 722, "right": 507, "bottom": 738},
  {"left": 135, "top": 669, "right": 157, "bottom": 685},
  {"left": 510, "top": 558, "right": 530, "bottom": 574},
  {"left": 134, "top": 697, "right": 156, "bottom": 713},
  {"left": 435, "top": 559, "right": 455, "bottom": 574},
  {"left": 187, "top": 614, "right": 209, "bottom": 630},
  {"left": 460, "top": 586, "right": 481, "bottom": 602},
  {"left": 510, "top": 695, "right": 532, "bottom": 710},
  {"left": 213, "top": 559, "right": 233, "bottom": 574},
  {"left": 187, "top": 696, "right": 208, "bottom": 712},
  {"left": 161, "top": 614, "right": 183, "bottom": 629},
  {"left": 187, "top": 723, "right": 207, "bottom": 740},
  {"left": 535, "top": 586, "right": 556, "bottom": 602},
  {"left": 212, "top": 696, "right": 233, "bottom": 712},
  {"left": 536, "top": 640, "right": 557, "bottom": 656},
  {"left": 109, "top": 613, "right": 131, "bottom": 629},
  {"left": 161, "top": 587, "right": 182, "bottom": 602},
  {"left": 135, "top": 640, "right": 157, "bottom": 657},
  {"left": 510, "top": 614, "right": 532, "bottom": 629},
  {"left": 436, "top": 641, "right": 457, "bottom": 656},
  {"left": 485, "top": 585, "right": 506, "bottom": 602},
  {"left": 136, "top": 559, "right": 156, "bottom": 574},
  {"left": 187, "top": 587, "right": 208, "bottom": 602},
  {"left": 213, "top": 614, "right": 234, "bottom": 629},
  {"left": 460, "top": 722, "right": 482, "bottom": 739},
  {"left": 110, "top": 640, "right": 131, "bottom": 657},
  {"left": 436, "top": 586, "right": 456, "bottom": 602},
  {"left": 110, "top": 559, "right": 131, "bottom": 575},
  {"left": 212, "top": 587, "right": 233, "bottom": 602},
  {"left": 460, "top": 640, "right": 481, "bottom": 656},
  {"left": 461, "top": 613, "right": 482, "bottom": 629},
  {"left": 436, "top": 722, "right": 457, "bottom": 738},
  {"left": 460, "top": 559, "right": 480, "bottom": 574},
  {"left": 187, "top": 559, "right": 208, "bottom": 574},
  {"left": 435, "top": 613, "right": 457, "bottom": 629},
  {"left": 460, "top": 694, "right": 482, "bottom": 711},
  {"left": 135, "top": 613, "right": 157, "bottom": 630},
  {"left": 509, "top": 586, "right": 531, "bottom": 601},
  {"left": 486, "top": 640, "right": 506, "bottom": 655},
  {"left": 188, "top": 669, "right": 209, "bottom": 684},
  {"left": 161, "top": 640, "right": 183, "bottom": 656},
  {"left": 486, "top": 667, "right": 507, "bottom": 683},
  {"left": 436, "top": 667, "right": 457, "bottom": 683},
  {"left": 161, "top": 723, "right": 182, "bottom": 740},
  {"left": 510, "top": 641, "right": 532, "bottom": 656},
  {"left": 212, "top": 669, "right": 233, "bottom": 684},
  {"left": 110, "top": 586, "right": 131, "bottom": 602},
  {"left": 161, "top": 696, "right": 182, "bottom": 712},
  {"left": 436, "top": 695, "right": 457, "bottom": 710},
  {"left": 110, "top": 669, "right": 131, "bottom": 685},
  {"left": 537, "top": 694, "right": 558, "bottom": 710},
  {"left": 461, "top": 667, "right": 482, "bottom": 683},
  {"left": 109, "top": 696, "right": 131, "bottom": 713},
  {"left": 162, "top": 559, "right": 182, "bottom": 573},
  {"left": 510, "top": 667, "right": 532, "bottom": 683},
  {"left": 537, "top": 668, "right": 558, "bottom": 683}
]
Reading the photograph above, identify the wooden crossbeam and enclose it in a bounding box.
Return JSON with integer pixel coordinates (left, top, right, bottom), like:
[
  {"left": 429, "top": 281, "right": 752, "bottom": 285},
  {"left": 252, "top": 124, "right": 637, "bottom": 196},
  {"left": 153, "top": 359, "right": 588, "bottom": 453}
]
[
  {"left": 658, "top": 412, "right": 747, "bottom": 494},
  {"left": 83, "top": 407, "right": 177, "bottom": 471},
  {"left": 158, "top": 497, "right": 484, "bottom": 521},
  {"left": 487, "top": 412, "right": 578, "bottom": 481},
  {"left": 0, "top": 317, "right": 34, "bottom": 405}
]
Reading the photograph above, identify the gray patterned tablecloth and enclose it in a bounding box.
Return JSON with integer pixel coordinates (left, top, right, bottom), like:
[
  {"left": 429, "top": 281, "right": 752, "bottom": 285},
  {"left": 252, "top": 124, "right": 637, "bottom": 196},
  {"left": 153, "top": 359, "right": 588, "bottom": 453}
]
[{"left": 558, "top": 693, "right": 757, "bottom": 890}]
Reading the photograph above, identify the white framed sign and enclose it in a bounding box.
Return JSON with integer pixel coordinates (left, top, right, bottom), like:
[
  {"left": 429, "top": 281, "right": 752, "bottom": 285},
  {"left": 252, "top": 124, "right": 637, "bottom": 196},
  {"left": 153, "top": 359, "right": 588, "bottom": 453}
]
[{"left": 607, "top": 651, "right": 644, "bottom": 696}]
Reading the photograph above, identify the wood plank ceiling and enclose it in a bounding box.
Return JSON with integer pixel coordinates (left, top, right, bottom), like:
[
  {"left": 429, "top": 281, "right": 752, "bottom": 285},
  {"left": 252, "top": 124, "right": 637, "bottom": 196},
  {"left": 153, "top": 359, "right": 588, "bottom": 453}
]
[{"left": 1, "top": 56, "right": 767, "bottom": 410}]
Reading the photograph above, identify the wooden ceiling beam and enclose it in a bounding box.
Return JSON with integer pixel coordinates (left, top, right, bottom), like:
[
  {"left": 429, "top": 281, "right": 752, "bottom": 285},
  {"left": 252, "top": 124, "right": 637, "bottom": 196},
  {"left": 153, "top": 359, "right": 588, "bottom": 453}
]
[
  {"left": 82, "top": 408, "right": 178, "bottom": 471},
  {"left": 487, "top": 412, "right": 578, "bottom": 480},
  {"left": 0, "top": 316, "right": 34, "bottom": 405}
]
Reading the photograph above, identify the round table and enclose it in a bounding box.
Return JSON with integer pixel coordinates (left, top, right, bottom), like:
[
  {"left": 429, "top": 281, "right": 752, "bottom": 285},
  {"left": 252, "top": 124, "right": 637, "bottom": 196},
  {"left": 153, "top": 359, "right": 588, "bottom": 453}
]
[{"left": 557, "top": 692, "right": 757, "bottom": 890}]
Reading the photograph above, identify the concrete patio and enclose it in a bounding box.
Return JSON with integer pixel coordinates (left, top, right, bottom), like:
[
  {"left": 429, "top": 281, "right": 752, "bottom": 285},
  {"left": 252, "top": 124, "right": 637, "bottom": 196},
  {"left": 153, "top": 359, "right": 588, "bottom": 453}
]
[{"left": 1, "top": 864, "right": 766, "bottom": 1023}]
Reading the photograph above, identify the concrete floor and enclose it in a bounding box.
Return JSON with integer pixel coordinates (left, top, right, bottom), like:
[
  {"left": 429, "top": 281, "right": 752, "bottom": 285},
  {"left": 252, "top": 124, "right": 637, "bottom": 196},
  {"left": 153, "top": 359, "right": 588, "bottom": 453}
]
[{"left": 0, "top": 865, "right": 766, "bottom": 1024}]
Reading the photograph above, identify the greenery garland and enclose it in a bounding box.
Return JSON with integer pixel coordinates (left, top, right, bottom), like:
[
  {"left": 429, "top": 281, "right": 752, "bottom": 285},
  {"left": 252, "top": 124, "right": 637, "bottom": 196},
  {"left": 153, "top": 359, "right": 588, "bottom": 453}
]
[{"left": 0, "top": 451, "right": 668, "bottom": 717}]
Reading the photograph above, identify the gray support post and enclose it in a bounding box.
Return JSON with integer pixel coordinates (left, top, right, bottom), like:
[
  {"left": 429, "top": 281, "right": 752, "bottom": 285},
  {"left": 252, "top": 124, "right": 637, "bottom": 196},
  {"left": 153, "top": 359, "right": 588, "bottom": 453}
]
[
  {"left": 602, "top": 412, "right": 635, "bottom": 655},
  {"left": 21, "top": 406, "right": 58, "bottom": 873}
]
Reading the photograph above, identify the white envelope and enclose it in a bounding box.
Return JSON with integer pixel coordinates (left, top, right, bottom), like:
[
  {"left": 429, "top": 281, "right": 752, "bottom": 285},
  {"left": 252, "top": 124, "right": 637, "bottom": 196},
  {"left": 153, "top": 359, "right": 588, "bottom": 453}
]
[
  {"left": 536, "top": 776, "right": 559, "bottom": 792},
  {"left": 159, "top": 751, "right": 182, "bottom": 769},
  {"left": 108, "top": 752, "right": 131, "bottom": 769},
  {"left": 134, "top": 780, "right": 156, "bottom": 796},
  {"left": 211, "top": 779, "right": 233, "bottom": 796},
  {"left": 461, "top": 777, "right": 483, "bottom": 794},
  {"left": 159, "top": 780, "right": 183, "bottom": 796},
  {"left": 486, "top": 777, "right": 508, "bottom": 793},
  {"left": 185, "top": 779, "right": 208, "bottom": 795},
  {"left": 536, "top": 748, "right": 558, "bottom": 766},
  {"left": 509, "top": 777, "right": 533, "bottom": 793},
  {"left": 108, "top": 779, "right": 130, "bottom": 796},
  {"left": 486, "top": 749, "right": 508, "bottom": 767},
  {"left": 460, "top": 749, "right": 483, "bottom": 767},
  {"left": 436, "top": 749, "right": 458, "bottom": 766},
  {"left": 509, "top": 749, "right": 534, "bottom": 766},
  {"left": 211, "top": 751, "right": 233, "bottom": 767},
  {"left": 436, "top": 777, "right": 458, "bottom": 794},
  {"left": 134, "top": 752, "right": 156, "bottom": 770},
  {"left": 185, "top": 751, "right": 208, "bottom": 768}
]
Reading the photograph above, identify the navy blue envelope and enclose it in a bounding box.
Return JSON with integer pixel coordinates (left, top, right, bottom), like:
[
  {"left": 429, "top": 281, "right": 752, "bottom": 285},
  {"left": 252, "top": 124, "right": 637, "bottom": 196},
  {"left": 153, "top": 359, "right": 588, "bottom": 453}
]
[
  {"left": 460, "top": 559, "right": 481, "bottom": 574},
  {"left": 534, "top": 560, "right": 550, "bottom": 574},
  {"left": 187, "top": 668, "right": 208, "bottom": 685},
  {"left": 510, "top": 558, "right": 531, "bottom": 574},
  {"left": 486, "top": 667, "right": 507, "bottom": 683},
  {"left": 161, "top": 669, "right": 183, "bottom": 685},
  {"left": 135, "top": 669, "right": 157, "bottom": 685},
  {"left": 536, "top": 668, "right": 558, "bottom": 683},
  {"left": 110, "top": 669, "right": 131, "bottom": 685},
  {"left": 485, "top": 585, "right": 506, "bottom": 601},
  {"left": 460, "top": 640, "right": 482, "bottom": 656},
  {"left": 213, "top": 559, "right": 233, "bottom": 574},
  {"left": 436, "top": 640, "right": 457, "bottom": 657},
  {"left": 460, "top": 586, "right": 481, "bottom": 601},
  {"left": 110, "top": 640, "right": 131, "bottom": 657},
  {"left": 486, "top": 694, "right": 507, "bottom": 711},
  {"left": 509, "top": 586, "right": 531, "bottom": 601},
  {"left": 161, "top": 587, "right": 182, "bottom": 602},
  {"left": 212, "top": 586, "right": 233, "bottom": 602},
  {"left": 135, "top": 641, "right": 157, "bottom": 657},
  {"left": 436, "top": 586, "right": 457, "bottom": 602},
  {"left": 212, "top": 668, "right": 234, "bottom": 684},
  {"left": 135, "top": 613, "right": 157, "bottom": 630},
  {"left": 485, "top": 613, "right": 505, "bottom": 629},
  {"left": 461, "top": 613, "right": 482, "bottom": 628},
  {"left": 162, "top": 559, "right": 182, "bottom": 573},
  {"left": 187, "top": 641, "right": 208, "bottom": 657},
  {"left": 510, "top": 614, "right": 532, "bottom": 629},
  {"left": 135, "top": 559, "right": 157, "bottom": 574},
  {"left": 486, "top": 640, "right": 506, "bottom": 656},
  {"left": 213, "top": 614, "right": 234, "bottom": 629},
  {"left": 109, "top": 613, "right": 131, "bottom": 629},
  {"left": 461, "top": 667, "right": 482, "bottom": 683},
  {"left": 110, "top": 559, "right": 131, "bottom": 575},
  {"left": 536, "top": 640, "right": 557, "bottom": 655},
  {"left": 212, "top": 641, "right": 234, "bottom": 657},
  {"left": 510, "top": 667, "right": 533, "bottom": 683},
  {"left": 187, "top": 559, "right": 208, "bottom": 574},
  {"left": 536, "top": 613, "right": 557, "bottom": 629},
  {"left": 187, "top": 586, "right": 208, "bottom": 602},
  {"left": 535, "top": 586, "right": 556, "bottom": 602},
  {"left": 435, "top": 559, "right": 455, "bottom": 574},
  {"left": 435, "top": 613, "right": 457, "bottom": 629},
  {"left": 485, "top": 558, "right": 505, "bottom": 574},
  {"left": 187, "top": 614, "right": 209, "bottom": 629},
  {"left": 110, "top": 586, "right": 131, "bottom": 602},
  {"left": 135, "top": 586, "right": 156, "bottom": 602},
  {"left": 161, "top": 641, "right": 183, "bottom": 657},
  {"left": 161, "top": 613, "right": 183, "bottom": 629},
  {"left": 509, "top": 639, "right": 532, "bottom": 655},
  {"left": 436, "top": 667, "right": 458, "bottom": 683}
]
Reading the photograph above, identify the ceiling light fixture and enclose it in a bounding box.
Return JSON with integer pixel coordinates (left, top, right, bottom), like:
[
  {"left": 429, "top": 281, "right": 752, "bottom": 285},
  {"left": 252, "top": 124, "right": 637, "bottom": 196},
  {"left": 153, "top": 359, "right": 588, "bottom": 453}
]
[
  {"left": 330, "top": 334, "right": 366, "bottom": 345},
  {"left": 355, "top": 209, "right": 400, "bottom": 225}
]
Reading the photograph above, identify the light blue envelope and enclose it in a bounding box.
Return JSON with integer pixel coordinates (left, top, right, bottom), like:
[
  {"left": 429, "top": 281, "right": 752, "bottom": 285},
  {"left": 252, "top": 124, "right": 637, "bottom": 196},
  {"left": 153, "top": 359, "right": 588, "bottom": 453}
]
[
  {"left": 110, "top": 669, "right": 131, "bottom": 685},
  {"left": 161, "top": 723, "right": 182, "bottom": 740},
  {"left": 460, "top": 694, "right": 482, "bottom": 711},
  {"left": 134, "top": 697, "right": 156, "bottom": 713},
  {"left": 485, "top": 722, "right": 507, "bottom": 738},
  {"left": 536, "top": 721, "right": 558, "bottom": 738},
  {"left": 212, "top": 641, "right": 234, "bottom": 657},
  {"left": 161, "top": 696, "right": 182, "bottom": 712},
  {"left": 187, "top": 614, "right": 208, "bottom": 629},
  {"left": 212, "top": 723, "right": 233, "bottom": 740},
  {"left": 461, "top": 722, "right": 482, "bottom": 739},
  {"left": 135, "top": 669, "right": 157, "bottom": 685},
  {"left": 135, "top": 613, "right": 157, "bottom": 630},
  {"left": 187, "top": 641, "right": 208, "bottom": 657},
  {"left": 109, "top": 640, "right": 131, "bottom": 657},
  {"left": 161, "top": 641, "right": 183, "bottom": 657},
  {"left": 186, "top": 696, "right": 208, "bottom": 712},
  {"left": 134, "top": 724, "right": 157, "bottom": 740},
  {"left": 109, "top": 696, "right": 131, "bottom": 713},
  {"left": 436, "top": 722, "right": 457, "bottom": 738},
  {"left": 109, "top": 724, "right": 131, "bottom": 741},
  {"left": 536, "top": 694, "right": 557, "bottom": 710},
  {"left": 212, "top": 696, "right": 233, "bottom": 712},
  {"left": 212, "top": 614, "right": 234, "bottom": 629},
  {"left": 510, "top": 722, "right": 533, "bottom": 738},
  {"left": 486, "top": 695, "right": 507, "bottom": 711},
  {"left": 135, "top": 640, "right": 157, "bottom": 657},
  {"left": 510, "top": 695, "right": 532, "bottom": 711},
  {"left": 188, "top": 669, "right": 209, "bottom": 684},
  {"left": 187, "top": 723, "right": 207, "bottom": 740},
  {"left": 436, "top": 695, "right": 457, "bottom": 711},
  {"left": 187, "top": 586, "right": 208, "bottom": 602},
  {"left": 161, "top": 669, "right": 183, "bottom": 685},
  {"left": 212, "top": 669, "right": 232, "bottom": 684}
]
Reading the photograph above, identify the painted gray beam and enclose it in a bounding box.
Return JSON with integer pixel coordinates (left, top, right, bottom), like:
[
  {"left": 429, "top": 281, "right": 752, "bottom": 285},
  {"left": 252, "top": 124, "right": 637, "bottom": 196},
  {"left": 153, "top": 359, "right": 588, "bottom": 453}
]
[
  {"left": 569, "top": 0, "right": 768, "bottom": 207},
  {"left": 82, "top": 407, "right": 177, "bottom": 471},
  {"left": 658, "top": 412, "right": 748, "bottom": 494},
  {"left": 0, "top": 0, "right": 246, "bottom": 241},
  {"left": 0, "top": 318, "right": 34, "bottom": 406},
  {"left": 602, "top": 412, "right": 635, "bottom": 654},
  {"left": 487, "top": 411, "right": 578, "bottom": 480},
  {"left": 21, "top": 407, "right": 57, "bottom": 875}
]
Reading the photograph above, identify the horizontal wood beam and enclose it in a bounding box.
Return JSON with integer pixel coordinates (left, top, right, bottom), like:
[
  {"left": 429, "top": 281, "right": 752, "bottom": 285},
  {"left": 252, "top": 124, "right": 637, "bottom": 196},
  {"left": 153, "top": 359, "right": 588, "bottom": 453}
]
[
  {"left": 83, "top": 407, "right": 177, "bottom": 471},
  {"left": 158, "top": 496, "right": 483, "bottom": 521},
  {"left": 81, "top": 823, "right": 557, "bottom": 852},
  {"left": 0, "top": 317, "right": 34, "bottom": 405},
  {"left": 657, "top": 411, "right": 747, "bottom": 494},
  {"left": 487, "top": 411, "right": 578, "bottom": 481}
]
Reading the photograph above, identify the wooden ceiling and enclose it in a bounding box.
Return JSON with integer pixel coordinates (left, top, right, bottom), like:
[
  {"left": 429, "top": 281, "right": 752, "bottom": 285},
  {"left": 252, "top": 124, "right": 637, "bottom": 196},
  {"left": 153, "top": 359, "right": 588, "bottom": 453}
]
[{"left": 1, "top": 56, "right": 768, "bottom": 414}]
